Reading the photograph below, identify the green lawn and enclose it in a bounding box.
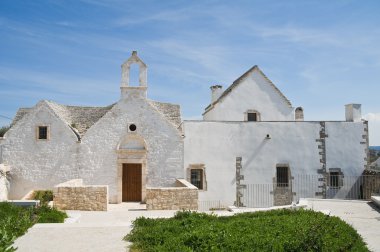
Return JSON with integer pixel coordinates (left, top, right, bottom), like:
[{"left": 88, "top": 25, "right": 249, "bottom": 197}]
[
  {"left": 0, "top": 202, "right": 67, "bottom": 252},
  {"left": 125, "top": 209, "right": 368, "bottom": 252}
]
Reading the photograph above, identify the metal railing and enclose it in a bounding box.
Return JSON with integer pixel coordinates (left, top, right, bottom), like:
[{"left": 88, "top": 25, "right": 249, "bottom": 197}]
[{"left": 198, "top": 174, "right": 380, "bottom": 210}]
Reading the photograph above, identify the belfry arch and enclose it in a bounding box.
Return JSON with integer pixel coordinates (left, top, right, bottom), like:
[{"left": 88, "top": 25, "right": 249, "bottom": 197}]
[{"left": 120, "top": 51, "right": 147, "bottom": 87}]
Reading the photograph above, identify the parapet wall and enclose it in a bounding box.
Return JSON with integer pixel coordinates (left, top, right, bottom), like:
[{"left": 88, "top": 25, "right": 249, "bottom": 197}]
[
  {"left": 53, "top": 179, "right": 108, "bottom": 211},
  {"left": 146, "top": 179, "right": 198, "bottom": 210}
]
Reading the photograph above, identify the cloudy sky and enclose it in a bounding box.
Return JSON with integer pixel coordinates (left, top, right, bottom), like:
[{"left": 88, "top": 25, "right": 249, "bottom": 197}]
[{"left": 0, "top": 0, "right": 379, "bottom": 145}]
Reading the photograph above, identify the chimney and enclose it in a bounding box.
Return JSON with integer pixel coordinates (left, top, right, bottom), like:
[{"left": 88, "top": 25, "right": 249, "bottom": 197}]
[
  {"left": 210, "top": 85, "right": 223, "bottom": 103},
  {"left": 295, "top": 107, "right": 304, "bottom": 121},
  {"left": 345, "top": 104, "right": 362, "bottom": 122}
]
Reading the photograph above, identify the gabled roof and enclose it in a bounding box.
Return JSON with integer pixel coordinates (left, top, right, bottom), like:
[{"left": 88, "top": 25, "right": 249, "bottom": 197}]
[
  {"left": 204, "top": 65, "right": 292, "bottom": 113},
  {"left": 12, "top": 99, "right": 182, "bottom": 138},
  {"left": 148, "top": 100, "right": 182, "bottom": 128},
  {"left": 12, "top": 101, "right": 115, "bottom": 137}
]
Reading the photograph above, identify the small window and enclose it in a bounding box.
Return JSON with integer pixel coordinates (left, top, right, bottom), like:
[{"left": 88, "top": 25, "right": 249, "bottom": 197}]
[
  {"left": 246, "top": 110, "right": 260, "bottom": 121},
  {"left": 328, "top": 169, "right": 343, "bottom": 188},
  {"left": 191, "top": 169, "right": 203, "bottom": 190},
  {"left": 329, "top": 172, "right": 339, "bottom": 187},
  {"left": 38, "top": 126, "right": 49, "bottom": 140},
  {"left": 247, "top": 112, "right": 257, "bottom": 122},
  {"left": 276, "top": 166, "right": 289, "bottom": 187}
]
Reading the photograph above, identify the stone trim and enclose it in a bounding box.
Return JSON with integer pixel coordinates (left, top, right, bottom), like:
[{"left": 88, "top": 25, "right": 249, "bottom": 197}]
[
  {"left": 272, "top": 164, "right": 293, "bottom": 206},
  {"left": 35, "top": 125, "right": 50, "bottom": 141},
  {"left": 186, "top": 164, "right": 207, "bottom": 191}
]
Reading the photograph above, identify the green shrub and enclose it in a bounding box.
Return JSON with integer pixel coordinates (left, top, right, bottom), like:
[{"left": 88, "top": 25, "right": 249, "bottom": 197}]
[
  {"left": 125, "top": 209, "right": 369, "bottom": 252},
  {"left": 33, "top": 205, "right": 67, "bottom": 223},
  {"left": 0, "top": 126, "right": 10, "bottom": 137},
  {"left": 0, "top": 202, "right": 67, "bottom": 251},
  {"left": 32, "top": 190, "right": 53, "bottom": 205},
  {"left": 0, "top": 202, "right": 34, "bottom": 251}
]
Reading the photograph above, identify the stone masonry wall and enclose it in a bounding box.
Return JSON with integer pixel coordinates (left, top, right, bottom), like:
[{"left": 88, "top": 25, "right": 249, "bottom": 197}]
[
  {"left": 363, "top": 171, "right": 380, "bottom": 199},
  {"left": 146, "top": 179, "right": 198, "bottom": 210},
  {"left": 273, "top": 187, "right": 293, "bottom": 206},
  {"left": 53, "top": 179, "right": 108, "bottom": 211}
]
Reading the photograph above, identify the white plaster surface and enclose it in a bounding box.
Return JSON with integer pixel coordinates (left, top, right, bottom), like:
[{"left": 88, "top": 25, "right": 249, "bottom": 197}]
[
  {"left": 203, "top": 67, "right": 294, "bottom": 121},
  {"left": 2, "top": 89, "right": 183, "bottom": 202},
  {"left": 2, "top": 101, "right": 80, "bottom": 199},
  {"left": 183, "top": 120, "right": 367, "bottom": 206}
]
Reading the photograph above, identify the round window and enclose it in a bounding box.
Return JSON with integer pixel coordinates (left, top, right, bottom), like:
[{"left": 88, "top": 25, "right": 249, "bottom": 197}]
[{"left": 129, "top": 124, "right": 137, "bottom": 132}]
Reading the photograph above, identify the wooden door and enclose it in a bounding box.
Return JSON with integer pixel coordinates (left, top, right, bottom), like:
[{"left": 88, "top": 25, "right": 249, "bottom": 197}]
[{"left": 122, "top": 163, "right": 142, "bottom": 202}]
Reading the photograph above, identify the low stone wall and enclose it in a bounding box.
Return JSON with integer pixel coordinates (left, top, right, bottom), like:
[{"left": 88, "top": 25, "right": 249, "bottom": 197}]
[
  {"left": 146, "top": 179, "right": 198, "bottom": 210},
  {"left": 362, "top": 171, "right": 380, "bottom": 199},
  {"left": 53, "top": 179, "right": 108, "bottom": 211},
  {"left": 273, "top": 187, "right": 293, "bottom": 206}
]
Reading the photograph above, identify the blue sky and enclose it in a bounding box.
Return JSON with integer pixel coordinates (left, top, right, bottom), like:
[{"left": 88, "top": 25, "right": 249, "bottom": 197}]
[{"left": 0, "top": 0, "right": 379, "bottom": 145}]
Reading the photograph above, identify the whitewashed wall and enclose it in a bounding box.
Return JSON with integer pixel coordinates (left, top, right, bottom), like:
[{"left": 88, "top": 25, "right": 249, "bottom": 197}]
[
  {"left": 2, "top": 101, "right": 79, "bottom": 199},
  {"left": 203, "top": 68, "right": 294, "bottom": 121},
  {"left": 183, "top": 120, "right": 367, "bottom": 206},
  {"left": 77, "top": 89, "right": 183, "bottom": 203},
  {"left": 2, "top": 92, "right": 183, "bottom": 202}
]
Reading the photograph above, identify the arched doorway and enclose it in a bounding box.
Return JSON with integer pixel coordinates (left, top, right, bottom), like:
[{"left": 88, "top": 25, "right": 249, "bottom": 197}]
[{"left": 116, "top": 134, "right": 147, "bottom": 203}]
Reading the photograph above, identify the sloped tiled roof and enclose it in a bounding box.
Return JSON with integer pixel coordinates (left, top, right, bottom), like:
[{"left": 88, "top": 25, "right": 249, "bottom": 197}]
[
  {"left": 12, "top": 101, "right": 115, "bottom": 137},
  {"left": 12, "top": 99, "right": 182, "bottom": 138},
  {"left": 148, "top": 100, "right": 181, "bottom": 128},
  {"left": 204, "top": 66, "right": 292, "bottom": 113}
]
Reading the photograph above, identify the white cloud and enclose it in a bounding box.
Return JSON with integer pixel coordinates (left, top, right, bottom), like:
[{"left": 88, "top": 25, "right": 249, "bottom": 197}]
[
  {"left": 364, "top": 113, "right": 380, "bottom": 146},
  {"left": 364, "top": 113, "right": 380, "bottom": 122}
]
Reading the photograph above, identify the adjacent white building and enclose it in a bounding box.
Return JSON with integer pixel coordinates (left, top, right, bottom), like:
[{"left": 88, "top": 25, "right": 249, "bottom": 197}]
[{"left": 0, "top": 52, "right": 369, "bottom": 207}]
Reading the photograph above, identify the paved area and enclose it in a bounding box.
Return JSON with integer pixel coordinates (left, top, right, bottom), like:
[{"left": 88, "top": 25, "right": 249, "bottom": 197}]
[
  {"left": 14, "top": 203, "right": 178, "bottom": 252},
  {"left": 14, "top": 200, "right": 380, "bottom": 251},
  {"left": 302, "top": 199, "right": 380, "bottom": 252}
]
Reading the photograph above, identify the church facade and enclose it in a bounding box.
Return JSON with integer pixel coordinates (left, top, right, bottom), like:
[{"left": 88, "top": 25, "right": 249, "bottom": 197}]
[{"left": 0, "top": 52, "right": 369, "bottom": 207}]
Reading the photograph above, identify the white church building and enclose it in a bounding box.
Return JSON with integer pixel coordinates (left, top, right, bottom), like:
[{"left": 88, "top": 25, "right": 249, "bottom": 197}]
[{"left": 0, "top": 52, "right": 369, "bottom": 208}]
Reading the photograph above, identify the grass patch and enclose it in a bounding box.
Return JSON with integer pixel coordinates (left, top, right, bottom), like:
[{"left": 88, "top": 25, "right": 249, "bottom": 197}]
[
  {"left": 0, "top": 202, "right": 67, "bottom": 251},
  {"left": 125, "top": 209, "right": 368, "bottom": 252}
]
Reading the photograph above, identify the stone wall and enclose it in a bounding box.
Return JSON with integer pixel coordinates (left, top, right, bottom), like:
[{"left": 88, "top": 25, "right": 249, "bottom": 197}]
[
  {"left": 53, "top": 179, "right": 108, "bottom": 211},
  {"left": 146, "top": 179, "right": 198, "bottom": 210},
  {"left": 362, "top": 171, "right": 380, "bottom": 199},
  {"left": 273, "top": 187, "right": 293, "bottom": 206}
]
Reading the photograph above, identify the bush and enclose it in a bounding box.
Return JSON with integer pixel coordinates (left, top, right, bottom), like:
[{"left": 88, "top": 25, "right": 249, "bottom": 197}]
[
  {"left": 0, "top": 202, "right": 34, "bottom": 252},
  {"left": 33, "top": 205, "right": 67, "bottom": 223},
  {"left": 0, "top": 202, "right": 67, "bottom": 251},
  {"left": 125, "top": 209, "right": 369, "bottom": 251},
  {"left": 0, "top": 126, "right": 10, "bottom": 137},
  {"left": 32, "top": 190, "right": 53, "bottom": 205}
]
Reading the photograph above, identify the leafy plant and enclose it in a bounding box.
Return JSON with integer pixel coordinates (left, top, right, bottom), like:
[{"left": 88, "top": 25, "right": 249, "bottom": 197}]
[
  {"left": 0, "top": 202, "right": 67, "bottom": 251},
  {"left": 125, "top": 209, "right": 368, "bottom": 251},
  {"left": 32, "top": 190, "right": 53, "bottom": 205},
  {"left": 0, "top": 126, "right": 10, "bottom": 137},
  {"left": 33, "top": 205, "right": 67, "bottom": 223}
]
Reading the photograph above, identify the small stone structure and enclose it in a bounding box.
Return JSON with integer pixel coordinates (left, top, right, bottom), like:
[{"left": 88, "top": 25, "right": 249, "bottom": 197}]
[
  {"left": 362, "top": 170, "right": 380, "bottom": 199},
  {"left": 273, "top": 187, "right": 293, "bottom": 206},
  {"left": 146, "top": 179, "right": 198, "bottom": 210},
  {"left": 53, "top": 179, "right": 108, "bottom": 211}
]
